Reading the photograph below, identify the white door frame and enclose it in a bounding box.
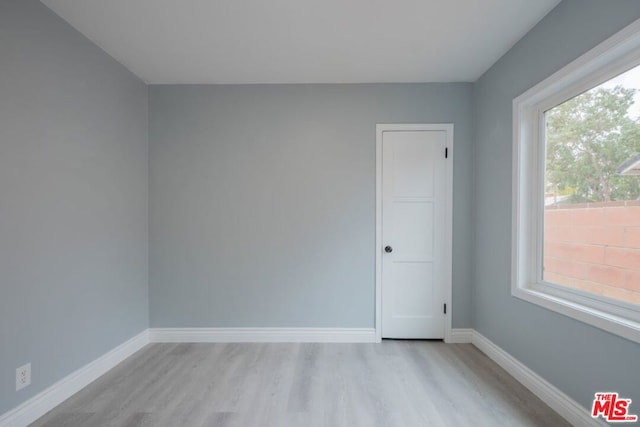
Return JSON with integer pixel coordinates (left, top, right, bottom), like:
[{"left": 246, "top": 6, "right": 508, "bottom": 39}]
[{"left": 375, "top": 123, "right": 453, "bottom": 343}]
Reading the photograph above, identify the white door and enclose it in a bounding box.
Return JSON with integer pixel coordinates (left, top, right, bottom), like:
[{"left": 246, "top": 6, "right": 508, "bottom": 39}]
[{"left": 379, "top": 126, "right": 451, "bottom": 339}]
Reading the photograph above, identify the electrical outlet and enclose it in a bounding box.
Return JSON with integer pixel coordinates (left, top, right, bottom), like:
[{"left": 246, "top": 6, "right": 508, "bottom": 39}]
[{"left": 16, "top": 363, "right": 31, "bottom": 391}]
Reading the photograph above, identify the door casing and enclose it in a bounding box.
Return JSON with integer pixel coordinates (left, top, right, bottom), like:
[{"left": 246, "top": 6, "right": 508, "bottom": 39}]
[{"left": 375, "top": 123, "right": 453, "bottom": 343}]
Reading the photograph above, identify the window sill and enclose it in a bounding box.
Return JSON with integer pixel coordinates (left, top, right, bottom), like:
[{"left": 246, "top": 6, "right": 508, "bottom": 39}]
[{"left": 512, "top": 286, "right": 640, "bottom": 345}]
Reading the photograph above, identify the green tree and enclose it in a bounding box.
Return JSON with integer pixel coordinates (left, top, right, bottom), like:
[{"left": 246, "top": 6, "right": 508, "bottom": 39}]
[{"left": 546, "top": 86, "right": 640, "bottom": 203}]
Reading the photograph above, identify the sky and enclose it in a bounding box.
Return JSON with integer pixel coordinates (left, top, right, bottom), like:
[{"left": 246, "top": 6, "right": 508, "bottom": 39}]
[{"left": 599, "top": 63, "right": 640, "bottom": 119}]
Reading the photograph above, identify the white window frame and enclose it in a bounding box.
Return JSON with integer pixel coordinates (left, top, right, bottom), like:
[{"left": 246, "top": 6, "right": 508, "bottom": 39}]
[{"left": 512, "top": 18, "right": 640, "bottom": 344}]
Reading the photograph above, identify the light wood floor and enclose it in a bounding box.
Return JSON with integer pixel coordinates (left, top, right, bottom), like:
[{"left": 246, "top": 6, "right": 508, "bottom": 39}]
[{"left": 31, "top": 341, "right": 570, "bottom": 427}]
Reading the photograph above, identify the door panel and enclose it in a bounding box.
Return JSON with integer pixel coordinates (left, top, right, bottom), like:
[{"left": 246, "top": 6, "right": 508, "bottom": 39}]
[
  {"left": 392, "top": 201, "right": 434, "bottom": 260},
  {"left": 391, "top": 262, "right": 434, "bottom": 317},
  {"left": 392, "top": 137, "right": 435, "bottom": 198},
  {"left": 381, "top": 130, "right": 447, "bottom": 339}
]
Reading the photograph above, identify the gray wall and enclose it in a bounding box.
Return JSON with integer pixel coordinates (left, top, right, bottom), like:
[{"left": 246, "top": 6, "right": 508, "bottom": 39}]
[
  {"left": 0, "top": 0, "right": 148, "bottom": 415},
  {"left": 472, "top": 0, "right": 640, "bottom": 411},
  {"left": 14, "top": 0, "right": 640, "bottom": 418},
  {"left": 149, "top": 84, "right": 473, "bottom": 328}
]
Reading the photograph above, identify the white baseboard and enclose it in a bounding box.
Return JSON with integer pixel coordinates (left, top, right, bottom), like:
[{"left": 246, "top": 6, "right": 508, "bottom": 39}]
[
  {"left": 469, "top": 330, "right": 604, "bottom": 427},
  {"left": 448, "top": 328, "right": 474, "bottom": 343},
  {"left": 0, "top": 330, "right": 149, "bottom": 427},
  {"left": 1, "top": 327, "right": 601, "bottom": 427},
  {"left": 149, "top": 327, "right": 377, "bottom": 343}
]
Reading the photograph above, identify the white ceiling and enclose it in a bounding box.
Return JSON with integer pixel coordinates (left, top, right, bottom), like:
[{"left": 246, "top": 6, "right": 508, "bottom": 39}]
[{"left": 41, "top": 0, "right": 561, "bottom": 84}]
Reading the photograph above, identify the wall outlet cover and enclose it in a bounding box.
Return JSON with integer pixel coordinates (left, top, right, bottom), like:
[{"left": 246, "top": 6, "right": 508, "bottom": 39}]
[{"left": 16, "top": 363, "right": 31, "bottom": 391}]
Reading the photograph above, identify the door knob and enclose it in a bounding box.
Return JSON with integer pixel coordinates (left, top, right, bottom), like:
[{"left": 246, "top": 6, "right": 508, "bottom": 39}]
[{"left": 385, "top": 245, "right": 393, "bottom": 253}]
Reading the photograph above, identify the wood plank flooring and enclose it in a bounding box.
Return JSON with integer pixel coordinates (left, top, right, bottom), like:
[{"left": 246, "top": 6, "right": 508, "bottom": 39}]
[{"left": 31, "top": 341, "right": 570, "bottom": 427}]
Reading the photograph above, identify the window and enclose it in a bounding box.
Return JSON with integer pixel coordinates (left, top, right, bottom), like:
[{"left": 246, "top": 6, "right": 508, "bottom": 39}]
[{"left": 513, "top": 19, "right": 640, "bottom": 344}]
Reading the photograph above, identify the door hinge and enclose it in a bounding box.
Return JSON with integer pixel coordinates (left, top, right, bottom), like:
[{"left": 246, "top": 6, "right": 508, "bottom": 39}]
[
  {"left": 445, "top": 147, "right": 449, "bottom": 158},
  {"left": 444, "top": 303, "right": 447, "bottom": 314}
]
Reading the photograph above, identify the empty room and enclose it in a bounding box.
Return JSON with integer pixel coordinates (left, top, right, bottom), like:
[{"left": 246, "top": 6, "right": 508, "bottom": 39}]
[{"left": 1, "top": 0, "right": 640, "bottom": 426}]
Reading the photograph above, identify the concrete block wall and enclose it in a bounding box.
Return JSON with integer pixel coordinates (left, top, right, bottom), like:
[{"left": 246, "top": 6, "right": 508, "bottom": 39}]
[{"left": 544, "top": 201, "right": 640, "bottom": 304}]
